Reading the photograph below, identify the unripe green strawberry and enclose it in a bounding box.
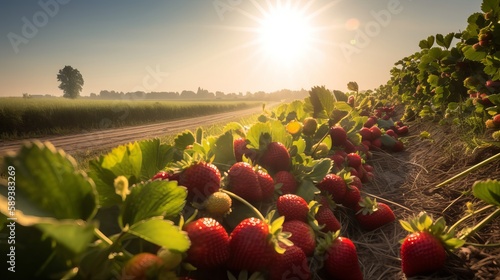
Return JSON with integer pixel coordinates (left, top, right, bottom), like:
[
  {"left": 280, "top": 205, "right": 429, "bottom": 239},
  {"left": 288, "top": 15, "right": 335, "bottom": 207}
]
[
  {"left": 183, "top": 217, "right": 230, "bottom": 269},
  {"left": 204, "top": 191, "right": 232, "bottom": 216},
  {"left": 302, "top": 117, "right": 318, "bottom": 136}
]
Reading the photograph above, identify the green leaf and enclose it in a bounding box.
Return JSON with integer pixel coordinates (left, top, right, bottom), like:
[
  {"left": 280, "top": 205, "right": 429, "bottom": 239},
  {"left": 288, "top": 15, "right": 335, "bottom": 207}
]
[
  {"left": 128, "top": 217, "right": 190, "bottom": 252},
  {"left": 121, "top": 180, "right": 187, "bottom": 226},
  {"left": 138, "top": 139, "right": 173, "bottom": 181},
  {"left": 212, "top": 131, "right": 235, "bottom": 166},
  {"left": 427, "top": 74, "right": 440, "bottom": 87},
  {"left": 463, "top": 45, "right": 487, "bottom": 61},
  {"left": 3, "top": 141, "right": 98, "bottom": 220},
  {"left": 419, "top": 36, "right": 435, "bottom": 49},
  {"left": 473, "top": 180, "right": 500, "bottom": 206},
  {"left": 295, "top": 180, "right": 320, "bottom": 202},
  {"left": 101, "top": 142, "right": 142, "bottom": 183},
  {"left": 399, "top": 220, "right": 415, "bottom": 233},
  {"left": 246, "top": 122, "right": 271, "bottom": 149},
  {"left": 481, "top": 0, "right": 500, "bottom": 13},
  {"left": 174, "top": 130, "right": 196, "bottom": 150},
  {"left": 36, "top": 220, "right": 96, "bottom": 255}
]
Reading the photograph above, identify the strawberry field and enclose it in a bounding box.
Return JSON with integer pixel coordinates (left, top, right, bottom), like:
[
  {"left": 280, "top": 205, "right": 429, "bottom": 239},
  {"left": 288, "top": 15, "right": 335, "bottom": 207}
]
[{"left": 2, "top": 0, "right": 500, "bottom": 279}]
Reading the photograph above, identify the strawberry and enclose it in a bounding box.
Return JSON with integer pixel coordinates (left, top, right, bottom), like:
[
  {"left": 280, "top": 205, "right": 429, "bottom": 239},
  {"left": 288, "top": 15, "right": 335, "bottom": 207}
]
[
  {"left": 152, "top": 171, "right": 179, "bottom": 181},
  {"left": 302, "top": 117, "right": 318, "bottom": 136},
  {"left": 355, "top": 197, "right": 395, "bottom": 231},
  {"left": 227, "top": 162, "right": 262, "bottom": 202},
  {"left": 318, "top": 233, "right": 363, "bottom": 280},
  {"left": 396, "top": 125, "right": 409, "bottom": 136},
  {"left": 315, "top": 205, "right": 341, "bottom": 233},
  {"left": 277, "top": 194, "right": 309, "bottom": 222},
  {"left": 392, "top": 140, "right": 405, "bottom": 152},
  {"left": 492, "top": 114, "right": 500, "bottom": 126},
  {"left": 274, "top": 171, "right": 298, "bottom": 194},
  {"left": 203, "top": 191, "right": 232, "bottom": 217},
  {"left": 259, "top": 141, "right": 291, "bottom": 174},
  {"left": 369, "top": 126, "right": 382, "bottom": 139},
  {"left": 346, "top": 153, "right": 362, "bottom": 168},
  {"left": 371, "top": 137, "right": 382, "bottom": 149},
  {"left": 226, "top": 218, "right": 273, "bottom": 271},
  {"left": 179, "top": 161, "right": 221, "bottom": 202},
  {"left": 317, "top": 174, "right": 347, "bottom": 204},
  {"left": 329, "top": 154, "right": 345, "bottom": 171},
  {"left": 183, "top": 217, "right": 230, "bottom": 269},
  {"left": 330, "top": 126, "right": 348, "bottom": 146},
  {"left": 269, "top": 245, "right": 311, "bottom": 280},
  {"left": 121, "top": 253, "right": 164, "bottom": 280},
  {"left": 385, "top": 129, "right": 398, "bottom": 138},
  {"left": 364, "top": 116, "right": 377, "bottom": 128},
  {"left": 342, "top": 140, "right": 357, "bottom": 153},
  {"left": 233, "top": 137, "right": 249, "bottom": 162},
  {"left": 342, "top": 185, "right": 361, "bottom": 209},
  {"left": 359, "top": 127, "right": 372, "bottom": 141},
  {"left": 282, "top": 220, "right": 316, "bottom": 257},
  {"left": 399, "top": 212, "right": 465, "bottom": 277},
  {"left": 256, "top": 169, "right": 275, "bottom": 201}
]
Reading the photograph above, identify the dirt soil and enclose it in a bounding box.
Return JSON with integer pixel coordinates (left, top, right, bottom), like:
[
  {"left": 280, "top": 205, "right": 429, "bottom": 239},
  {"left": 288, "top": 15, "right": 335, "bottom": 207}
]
[{"left": 341, "top": 120, "right": 500, "bottom": 280}]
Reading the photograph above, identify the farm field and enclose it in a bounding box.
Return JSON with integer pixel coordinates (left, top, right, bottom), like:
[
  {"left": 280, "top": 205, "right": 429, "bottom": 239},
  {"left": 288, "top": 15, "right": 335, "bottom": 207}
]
[
  {"left": 2, "top": 0, "right": 500, "bottom": 279},
  {"left": 0, "top": 98, "right": 263, "bottom": 139}
]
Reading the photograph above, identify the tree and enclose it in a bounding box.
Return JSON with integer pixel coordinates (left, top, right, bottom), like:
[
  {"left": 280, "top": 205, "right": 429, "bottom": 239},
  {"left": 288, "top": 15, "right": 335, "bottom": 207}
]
[{"left": 57, "top": 65, "right": 84, "bottom": 99}]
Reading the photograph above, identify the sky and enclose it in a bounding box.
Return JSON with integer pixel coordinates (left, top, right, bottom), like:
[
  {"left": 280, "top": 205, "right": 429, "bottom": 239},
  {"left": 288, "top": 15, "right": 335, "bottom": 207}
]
[{"left": 0, "top": 0, "right": 482, "bottom": 97}]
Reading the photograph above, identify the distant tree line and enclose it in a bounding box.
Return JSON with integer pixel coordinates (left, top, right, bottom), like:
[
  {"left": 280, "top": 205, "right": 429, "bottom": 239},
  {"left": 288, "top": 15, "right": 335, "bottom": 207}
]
[{"left": 90, "top": 87, "right": 311, "bottom": 101}]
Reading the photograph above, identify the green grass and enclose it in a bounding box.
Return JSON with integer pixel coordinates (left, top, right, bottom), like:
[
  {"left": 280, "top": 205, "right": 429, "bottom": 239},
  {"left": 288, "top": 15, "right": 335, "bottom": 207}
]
[{"left": 0, "top": 98, "right": 262, "bottom": 139}]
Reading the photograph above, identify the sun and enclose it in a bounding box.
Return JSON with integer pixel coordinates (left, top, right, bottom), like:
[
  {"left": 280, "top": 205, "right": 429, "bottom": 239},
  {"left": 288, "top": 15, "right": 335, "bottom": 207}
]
[{"left": 256, "top": 4, "right": 314, "bottom": 64}]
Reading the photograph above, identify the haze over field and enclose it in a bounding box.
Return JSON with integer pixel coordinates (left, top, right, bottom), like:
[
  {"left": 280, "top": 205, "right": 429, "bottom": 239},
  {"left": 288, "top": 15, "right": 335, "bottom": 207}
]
[{"left": 0, "top": 0, "right": 480, "bottom": 97}]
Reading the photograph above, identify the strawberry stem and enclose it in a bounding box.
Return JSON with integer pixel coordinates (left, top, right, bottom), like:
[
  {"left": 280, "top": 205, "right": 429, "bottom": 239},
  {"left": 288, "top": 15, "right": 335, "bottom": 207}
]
[
  {"left": 434, "top": 152, "right": 500, "bottom": 189},
  {"left": 448, "top": 204, "right": 495, "bottom": 233},
  {"left": 221, "top": 189, "right": 266, "bottom": 221},
  {"left": 459, "top": 208, "right": 500, "bottom": 240}
]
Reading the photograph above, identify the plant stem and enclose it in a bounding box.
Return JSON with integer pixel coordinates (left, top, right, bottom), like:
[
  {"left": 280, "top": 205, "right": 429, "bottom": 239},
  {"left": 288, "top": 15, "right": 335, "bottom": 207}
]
[
  {"left": 435, "top": 152, "right": 500, "bottom": 188},
  {"left": 460, "top": 208, "right": 500, "bottom": 240},
  {"left": 221, "top": 189, "right": 266, "bottom": 221},
  {"left": 94, "top": 228, "right": 113, "bottom": 245},
  {"left": 448, "top": 204, "right": 495, "bottom": 233}
]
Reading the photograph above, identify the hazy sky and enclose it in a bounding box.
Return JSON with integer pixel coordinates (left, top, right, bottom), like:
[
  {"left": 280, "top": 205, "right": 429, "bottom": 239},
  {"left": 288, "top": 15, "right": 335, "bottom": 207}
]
[{"left": 0, "top": 0, "right": 481, "bottom": 97}]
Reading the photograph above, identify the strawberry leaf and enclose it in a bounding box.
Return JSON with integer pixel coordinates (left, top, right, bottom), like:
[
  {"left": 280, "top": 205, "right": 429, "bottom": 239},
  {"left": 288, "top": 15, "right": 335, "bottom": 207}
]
[
  {"left": 127, "top": 217, "right": 190, "bottom": 252},
  {"left": 121, "top": 180, "right": 187, "bottom": 227},
  {"left": 174, "top": 130, "right": 196, "bottom": 150},
  {"left": 138, "top": 139, "right": 174, "bottom": 180},
  {"left": 3, "top": 141, "right": 98, "bottom": 220},
  {"left": 473, "top": 179, "right": 500, "bottom": 206}
]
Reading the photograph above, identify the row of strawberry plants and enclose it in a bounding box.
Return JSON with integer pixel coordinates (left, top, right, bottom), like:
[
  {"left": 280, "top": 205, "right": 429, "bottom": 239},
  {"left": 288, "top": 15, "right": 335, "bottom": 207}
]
[
  {"left": 383, "top": 0, "right": 500, "bottom": 141},
  {"left": 1, "top": 85, "right": 499, "bottom": 279}
]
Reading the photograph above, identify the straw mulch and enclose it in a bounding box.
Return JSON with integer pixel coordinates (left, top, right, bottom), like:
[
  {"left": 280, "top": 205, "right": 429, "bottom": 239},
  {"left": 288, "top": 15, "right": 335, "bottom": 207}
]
[{"left": 329, "top": 120, "right": 500, "bottom": 280}]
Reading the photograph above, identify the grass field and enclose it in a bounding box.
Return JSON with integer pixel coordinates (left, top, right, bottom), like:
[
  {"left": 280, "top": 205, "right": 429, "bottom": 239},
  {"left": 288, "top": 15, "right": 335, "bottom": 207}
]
[{"left": 0, "top": 98, "right": 263, "bottom": 139}]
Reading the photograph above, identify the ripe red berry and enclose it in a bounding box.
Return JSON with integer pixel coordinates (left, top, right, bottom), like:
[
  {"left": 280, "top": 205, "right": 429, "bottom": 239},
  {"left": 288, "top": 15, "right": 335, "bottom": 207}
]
[
  {"left": 401, "top": 231, "right": 446, "bottom": 277},
  {"left": 277, "top": 194, "right": 309, "bottom": 222},
  {"left": 274, "top": 171, "right": 298, "bottom": 194}
]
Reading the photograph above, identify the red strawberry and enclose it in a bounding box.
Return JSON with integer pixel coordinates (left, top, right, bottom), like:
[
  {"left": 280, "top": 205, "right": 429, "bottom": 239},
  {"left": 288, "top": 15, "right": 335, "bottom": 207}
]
[
  {"left": 259, "top": 142, "right": 291, "bottom": 174},
  {"left": 183, "top": 218, "right": 230, "bottom": 269},
  {"left": 152, "top": 171, "right": 179, "bottom": 181},
  {"left": 315, "top": 205, "right": 341, "bottom": 233},
  {"left": 369, "top": 126, "right": 382, "bottom": 139},
  {"left": 282, "top": 220, "right": 316, "bottom": 257},
  {"left": 493, "top": 114, "right": 500, "bottom": 126},
  {"left": 233, "top": 137, "right": 250, "bottom": 162},
  {"left": 392, "top": 140, "right": 405, "bottom": 152},
  {"left": 121, "top": 253, "right": 164, "bottom": 280},
  {"left": 346, "top": 153, "right": 362, "bottom": 168},
  {"left": 342, "top": 140, "right": 357, "bottom": 153},
  {"left": 227, "top": 162, "right": 262, "bottom": 202},
  {"left": 277, "top": 194, "right": 309, "bottom": 221},
  {"left": 371, "top": 137, "right": 382, "bottom": 149},
  {"left": 385, "top": 129, "right": 398, "bottom": 138},
  {"left": 342, "top": 185, "right": 361, "bottom": 209},
  {"left": 256, "top": 169, "right": 275, "bottom": 201},
  {"left": 359, "top": 127, "right": 372, "bottom": 141},
  {"left": 330, "top": 126, "right": 348, "bottom": 146},
  {"left": 399, "top": 212, "right": 465, "bottom": 277},
  {"left": 274, "top": 171, "right": 298, "bottom": 194},
  {"left": 227, "top": 218, "right": 273, "bottom": 271},
  {"left": 355, "top": 197, "right": 395, "bottom": 231},
  {"left": 396, "top": 126, "right": 409, "bottom": 136},
  {"left": 330, "top": 154, "right": 345, "bottom": 171},
  {"left": 269, "top": 245, "right": 311, "bottom": 280},
  {"left": 317, "top": 174, "right": 347, "bottom": 204},
  {"left": 320, "top": 234, "right": 363, "bottom": 280},
  {"left": 401, "top": 231, "right": 446, "bottom": 277},
  {"left": 364, "top": 116, "right": 377, "bottom": 128},
  {"left": 179, "top": 162, "right": 221, "bottom": 202}
]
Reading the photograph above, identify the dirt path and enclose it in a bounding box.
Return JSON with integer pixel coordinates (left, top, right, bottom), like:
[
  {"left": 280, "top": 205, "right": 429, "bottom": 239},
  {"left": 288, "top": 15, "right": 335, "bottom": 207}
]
[{"left": 0, "top": 104, "right": 270, "bottom": 157}]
